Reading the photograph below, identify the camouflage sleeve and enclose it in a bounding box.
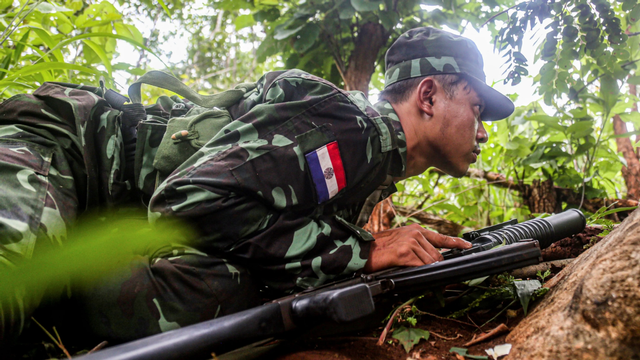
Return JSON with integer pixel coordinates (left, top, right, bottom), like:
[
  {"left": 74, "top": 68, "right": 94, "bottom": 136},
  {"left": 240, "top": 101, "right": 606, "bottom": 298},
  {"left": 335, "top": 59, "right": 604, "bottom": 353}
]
[{"left": 149, "top": 70, "right": 396, "bottom": 291}]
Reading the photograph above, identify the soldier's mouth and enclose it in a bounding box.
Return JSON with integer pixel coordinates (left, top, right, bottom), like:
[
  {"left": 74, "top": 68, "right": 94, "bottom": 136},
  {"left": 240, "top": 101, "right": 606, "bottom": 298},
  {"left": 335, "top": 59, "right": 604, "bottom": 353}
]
[{"left": 471, "top": 148, "right": 481, "bottom": 163}]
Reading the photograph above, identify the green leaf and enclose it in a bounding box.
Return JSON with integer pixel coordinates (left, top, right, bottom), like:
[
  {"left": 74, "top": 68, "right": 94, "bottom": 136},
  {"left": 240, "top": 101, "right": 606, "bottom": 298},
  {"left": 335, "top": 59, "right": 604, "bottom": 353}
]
[
  {"left": 29, "top": 27, "right": 64, "bottom": 63},
  {"left": 514, "top": 279, "right": 541, "bottom": 315},
  {"left": 566, "top": 120, "right": 594, "bottom": 138},
  {"left": 601, "top": 206, "right": 638, "bottom": 217},
  {"left": 522, "top": 147, "right": 544, "bottom": 166},
  {"left": 112, "top": 62, "right": 146, "bottom": 76},
  {"left": 0, "top": 0, "right": 12, "bottom": 10},
  {"left": 253, "top": 8, "right": 280, "bottom": 22},
  {"left": 628, "top": 76, "right": 640, "bottom": 86},
  {"left": 35, "top": 2, "right": 72, "bottom": 13},
  {"left": 449, "top": 347, "right": 489, "bottom": 359},
  {"left": 527, "top": 114, "right": 566, "bottom": 131},
  {"left": 52, "top": 12, "right": 74, "bottom": 34},
  {"left": 392, "top": 326, "right": 430, "bottom": 353},
  {"left": 619, "top": 112, "right": 640, "bottom": 128},
  {"left": 293, "top": 23, "right": 320, "bottom": 53},
  {"left": 0, "top": 62, "right": 105, "bottom": 85},
  {"left": 158, "top": 0, "right": 172, "bottom": 18},
  {"left": 631, "top": 3, "right": 640, "bottom": 22},
  {"left": 114, "top": 23, "right": 143, "bottom": 44},
  {"left": 466, "top": 276, "right": 489, "bottom": 287},
  {"left": 235, "top": 14, "right": 255, "bottom": 31},
  {"left": 45, "top": 32, "right": 166, "bottom": 68},
  {"left": 600, "top": 75, "right": 620, "bottom": 115},
  {"left": 339, "top": 3, "right": 356, "bottom": 19},
  {"left": 0, "top": 213, "right": 195, "bottom": 303},
  {"left": 82, "top": 39, "right": 112, "bottom": 75},
  {"left": 505, "top": 140, "right": 521, "bottom": 150},
  {"left": 350, "top": 0, "right": 383, "bottom": 12},
  {"left": 273, "top": 24, "right": 306, "bottom": 40},
  {"left": 11, "top": 29, "right": 31, "bottom": 65},
  {"left": 379, "top": 11, "right": 399, "bottom": 30},
  {"left": 598, "top": 206, "right": 638, "bottom": 217}
]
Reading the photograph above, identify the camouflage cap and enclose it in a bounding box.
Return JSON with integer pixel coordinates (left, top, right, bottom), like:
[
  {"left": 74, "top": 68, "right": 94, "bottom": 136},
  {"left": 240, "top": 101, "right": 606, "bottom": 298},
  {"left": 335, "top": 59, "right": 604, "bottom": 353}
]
[{"left": 384, "top": 27, "right": 514, "bottom": 121}]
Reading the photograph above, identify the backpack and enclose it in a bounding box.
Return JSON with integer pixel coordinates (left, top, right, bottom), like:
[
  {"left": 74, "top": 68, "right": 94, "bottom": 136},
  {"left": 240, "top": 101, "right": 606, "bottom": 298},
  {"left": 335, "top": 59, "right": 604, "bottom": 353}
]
[
  {"left": 128, "top": 71, "right": 256, "bottom": 199},
  {"left": 0, "top": 71, "right": 256, "bottom": 209}
]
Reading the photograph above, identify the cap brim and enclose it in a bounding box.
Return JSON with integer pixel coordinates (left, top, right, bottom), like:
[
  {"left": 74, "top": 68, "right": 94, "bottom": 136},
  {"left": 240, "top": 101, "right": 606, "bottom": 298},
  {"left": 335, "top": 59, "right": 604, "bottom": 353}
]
[{"left": 464, "top": 76, "right": 515, "bottom": 121}]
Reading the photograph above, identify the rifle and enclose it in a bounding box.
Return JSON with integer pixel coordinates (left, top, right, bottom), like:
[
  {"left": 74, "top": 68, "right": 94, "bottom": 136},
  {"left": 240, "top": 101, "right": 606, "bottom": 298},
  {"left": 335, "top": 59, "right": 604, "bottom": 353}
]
[{"left": 79, "top": 209, "right": 586, "bottom": 360}]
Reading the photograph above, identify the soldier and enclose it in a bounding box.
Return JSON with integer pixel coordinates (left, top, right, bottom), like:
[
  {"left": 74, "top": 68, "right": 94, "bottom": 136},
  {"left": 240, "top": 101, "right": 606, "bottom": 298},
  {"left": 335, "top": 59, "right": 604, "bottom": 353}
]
[
  {"left": 77, "top": 27, "right": 514, "bottom": 341},
  {"left": 0, "top": 27, "right": 514, "bottom": 342}
]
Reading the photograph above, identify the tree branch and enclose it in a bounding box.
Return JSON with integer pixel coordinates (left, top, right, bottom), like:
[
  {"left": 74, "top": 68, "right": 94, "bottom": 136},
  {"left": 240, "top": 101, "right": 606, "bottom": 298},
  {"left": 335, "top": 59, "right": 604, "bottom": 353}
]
[{"left": 481, "top": 3, "right": 520, "bottom": 28}]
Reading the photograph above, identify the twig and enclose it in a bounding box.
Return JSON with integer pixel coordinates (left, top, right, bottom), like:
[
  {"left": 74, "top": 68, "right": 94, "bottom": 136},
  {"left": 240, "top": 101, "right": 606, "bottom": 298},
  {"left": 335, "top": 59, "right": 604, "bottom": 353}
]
[
  {"left": 0, "top": 0, "right": 45, "bottom": 48},
  {"left": 463, "top": 323, "right": 510, "bottom": 347},
  {"left": 0, "top": 0, "right": 30, "bottom": 45},
  {"left": 480, "top": 299, "right": 517, "bottom": 328},
  {"left": 481, "top": 3, "right": 520, "bottom": 28},
  {"left": 89, "top": 341, "right": 109, "bottom": 354},
  {"left": 466, "top": 313, "right": 481, "bottom": 331},
  {"left": 377, "top": 298, "right": 415, "bottom": 345},
  {"left": 416, "top": 310, "right": 477, "bottom": 328},
  {"left": 429, "top": 330, "right": 462, "bottom": 341},
  {"left": 31, "top": 317, "right": 72, "bottom": 359}
]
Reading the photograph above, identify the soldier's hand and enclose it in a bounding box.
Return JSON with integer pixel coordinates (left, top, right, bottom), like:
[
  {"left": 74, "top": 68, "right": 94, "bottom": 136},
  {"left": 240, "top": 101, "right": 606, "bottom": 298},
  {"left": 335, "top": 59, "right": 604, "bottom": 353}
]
[{"left": 363, "top": 224, "right": 472, "bottom": 273}]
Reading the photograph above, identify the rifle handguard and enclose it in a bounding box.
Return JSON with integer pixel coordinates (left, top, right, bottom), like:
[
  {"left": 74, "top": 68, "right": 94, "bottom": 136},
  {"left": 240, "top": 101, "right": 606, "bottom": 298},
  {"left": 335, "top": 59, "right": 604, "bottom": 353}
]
[{"left": 291, "top": 284, "right": 375, "bottom": 323}]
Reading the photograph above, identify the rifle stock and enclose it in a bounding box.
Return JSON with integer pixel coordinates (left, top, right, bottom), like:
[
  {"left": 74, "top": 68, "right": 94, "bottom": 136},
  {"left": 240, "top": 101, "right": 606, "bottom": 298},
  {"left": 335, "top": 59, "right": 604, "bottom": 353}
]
[{"left": 79, "top": 209, "right": 586, "bottom": 360}]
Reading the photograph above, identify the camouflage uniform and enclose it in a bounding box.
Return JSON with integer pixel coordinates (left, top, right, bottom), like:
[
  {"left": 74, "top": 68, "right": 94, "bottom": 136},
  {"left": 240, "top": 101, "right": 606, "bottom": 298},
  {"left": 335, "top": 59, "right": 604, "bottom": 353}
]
[
  {"left": 151, "top": 70, "right": 407, "bottom": 289},
  {"left": 76, "top": 69, "right": 407, "bottom": 341},
  {"left": 0, "top": 82, "right": 128, "bottom": 340},
  {"left": 0, "top": 69, "right": 406, "bottom": 342}
]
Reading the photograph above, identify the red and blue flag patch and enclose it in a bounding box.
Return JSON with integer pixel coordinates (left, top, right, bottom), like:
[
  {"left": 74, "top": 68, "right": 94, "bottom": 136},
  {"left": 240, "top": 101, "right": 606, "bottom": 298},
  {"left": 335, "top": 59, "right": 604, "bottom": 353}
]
[{"left": 305, "top": 141, "right": 346, "bottom": 203}]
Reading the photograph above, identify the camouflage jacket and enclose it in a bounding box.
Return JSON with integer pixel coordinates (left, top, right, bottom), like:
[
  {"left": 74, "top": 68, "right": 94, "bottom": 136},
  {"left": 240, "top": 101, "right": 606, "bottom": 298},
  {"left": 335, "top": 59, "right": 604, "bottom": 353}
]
[
  {"left": 149, "top": 70, "right": 407, "bottom": 291},
  {"left": 0, "top": 82, "right": 128, "bottom": 212}
]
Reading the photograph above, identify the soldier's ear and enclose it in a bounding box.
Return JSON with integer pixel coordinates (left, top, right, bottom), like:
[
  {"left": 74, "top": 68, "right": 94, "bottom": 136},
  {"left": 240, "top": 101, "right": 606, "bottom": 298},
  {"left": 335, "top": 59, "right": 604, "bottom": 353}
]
[{"left": 416, "top": 77, "right": 436, "bottom": 117}]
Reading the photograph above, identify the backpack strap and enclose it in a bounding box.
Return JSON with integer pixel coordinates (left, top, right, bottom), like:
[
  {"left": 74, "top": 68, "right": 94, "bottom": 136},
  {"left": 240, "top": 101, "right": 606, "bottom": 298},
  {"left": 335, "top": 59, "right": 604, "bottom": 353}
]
[{"left": 128, "top": 70, "right": 256, "bottom": 108}]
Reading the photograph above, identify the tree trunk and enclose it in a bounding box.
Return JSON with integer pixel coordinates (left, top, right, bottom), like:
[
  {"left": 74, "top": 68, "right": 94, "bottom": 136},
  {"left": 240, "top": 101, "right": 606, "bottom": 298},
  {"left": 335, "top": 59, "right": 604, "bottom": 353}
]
[
  {"left": 506, "top": 208, "right": 640, "bottom": 359},
  {"left": 519, "top": 178, "right": 560, "bottom": 214},
  {"left": 611, "top": 78, "right": 640, "bottom": 200},
  {"left": 343, "top": 22, "right": 388, "bottom": 96},
  {"left": 612, "top": 114, "right": 640, "bottom": 200},
  {"left": 363, "top": 197, "right": 396, "bottom": 233},
  {"left": 395, "top": 206, "right": 466, "bottom": 236}
]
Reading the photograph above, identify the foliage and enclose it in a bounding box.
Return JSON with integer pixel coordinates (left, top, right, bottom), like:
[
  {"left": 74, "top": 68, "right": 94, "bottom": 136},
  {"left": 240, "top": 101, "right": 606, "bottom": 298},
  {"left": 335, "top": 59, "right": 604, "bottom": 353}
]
[
  {"left": 0, "top": 211, "right": 194, "bottom": 305},
  {"left": 450, "top": 347, "right": 489, "bottom": 360},
  {"left": 586, "top": 203, "right": 637, "bottom": 235},
  {"left": 435, "top": 274, "right": 548, "bottom": 321},
  {"left": 391, "top": 0, "right": 638, "bottom": 227},
  {"left": 0, "top": 0, "right": 156, "bottom": 99},
  {"left": 536, "top": 268, "right": 552, "bottom": 281},
  {"left": 392, "top": 326, "right": 430, "bottom": 353},
  {"left": 115, "top": 0, "right": 271, "bottom": 93},
  {"left": 211, "top": 0, "right": 517, "bottom": 90}
]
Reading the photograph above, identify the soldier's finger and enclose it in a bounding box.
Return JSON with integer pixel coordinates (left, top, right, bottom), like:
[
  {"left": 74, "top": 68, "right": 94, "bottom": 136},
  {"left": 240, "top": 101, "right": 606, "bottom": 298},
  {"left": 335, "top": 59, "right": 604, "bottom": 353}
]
[
  {"left": 412, "top": 233, "right": 444, "bottom": 262},
  {"left": 420, "top": 230, "right": 472, "bottom": 249},
  {"left": 411, "top": 246, "right": 437, "bottom": 266}
]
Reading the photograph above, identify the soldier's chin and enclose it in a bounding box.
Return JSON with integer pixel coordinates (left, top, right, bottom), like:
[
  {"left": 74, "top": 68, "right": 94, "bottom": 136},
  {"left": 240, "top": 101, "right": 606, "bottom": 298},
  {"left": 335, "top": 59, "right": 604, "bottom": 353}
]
[{"left": 438, "top": 165, "right": 468, "bottom": 178}]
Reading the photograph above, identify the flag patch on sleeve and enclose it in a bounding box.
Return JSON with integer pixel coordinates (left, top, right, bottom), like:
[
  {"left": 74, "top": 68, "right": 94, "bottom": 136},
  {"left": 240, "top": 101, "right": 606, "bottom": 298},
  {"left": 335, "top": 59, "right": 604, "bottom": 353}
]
[{"left": 305, "top": 141, "right": 347, "bottom": 203}]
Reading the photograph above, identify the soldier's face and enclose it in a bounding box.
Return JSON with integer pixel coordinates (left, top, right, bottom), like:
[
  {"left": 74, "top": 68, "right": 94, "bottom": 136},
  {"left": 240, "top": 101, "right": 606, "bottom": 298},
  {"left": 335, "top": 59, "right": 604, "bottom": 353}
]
[{"left": 424, "top": 82, "right": 488, "bottom": 177}]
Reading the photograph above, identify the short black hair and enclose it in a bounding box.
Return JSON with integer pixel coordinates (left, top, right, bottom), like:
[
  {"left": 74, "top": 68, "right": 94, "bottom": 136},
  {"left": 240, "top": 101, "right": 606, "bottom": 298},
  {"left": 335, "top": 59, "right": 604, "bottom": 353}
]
[{"left": 378, "top": 74, "right": 466, "bottom": 104}]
